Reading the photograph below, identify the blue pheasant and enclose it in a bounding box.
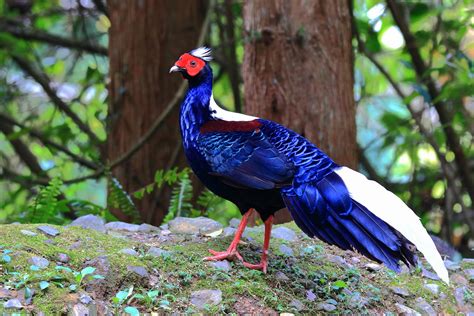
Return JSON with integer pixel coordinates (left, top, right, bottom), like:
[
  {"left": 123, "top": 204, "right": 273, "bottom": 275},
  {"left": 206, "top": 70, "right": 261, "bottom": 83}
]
[{"left": 169, "top": 47, "right": 448, "bottom": 283}]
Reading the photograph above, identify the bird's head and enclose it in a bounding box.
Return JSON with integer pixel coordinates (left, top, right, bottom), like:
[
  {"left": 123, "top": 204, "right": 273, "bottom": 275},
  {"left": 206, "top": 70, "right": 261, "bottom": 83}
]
[{"left": 169, "top": 47, "right": 212, "bottom": 81}]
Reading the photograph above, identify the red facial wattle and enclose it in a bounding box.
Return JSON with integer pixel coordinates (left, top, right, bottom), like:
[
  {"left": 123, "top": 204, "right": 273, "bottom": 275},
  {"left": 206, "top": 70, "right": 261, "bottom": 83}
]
[{"left": 174, "top": 53, "right": 205, "bottom": 77}]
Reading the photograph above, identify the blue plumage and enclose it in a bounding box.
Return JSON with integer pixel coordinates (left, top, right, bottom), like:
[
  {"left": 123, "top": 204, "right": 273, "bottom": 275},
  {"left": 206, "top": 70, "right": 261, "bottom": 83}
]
[{"left": 171, "top": 48, "right": 448, "bottom": 282}]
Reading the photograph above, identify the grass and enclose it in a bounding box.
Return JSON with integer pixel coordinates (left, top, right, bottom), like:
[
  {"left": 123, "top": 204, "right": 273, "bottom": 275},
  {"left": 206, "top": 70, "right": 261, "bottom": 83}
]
[{"left": 0, "top": 222, "right": 463, "bottom": 314}]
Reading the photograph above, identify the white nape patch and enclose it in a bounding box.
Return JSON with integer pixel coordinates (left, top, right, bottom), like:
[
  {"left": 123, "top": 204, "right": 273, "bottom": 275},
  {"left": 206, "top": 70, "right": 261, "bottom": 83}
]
[
  {"left": 209, "top": 94, "right": 257, "bottom": 122},
  {"left": 190, "top": 46, "right": 213, "bottom": 62},
  {"left": 335, "top": 166, "right": 450, "bottom": 284}
]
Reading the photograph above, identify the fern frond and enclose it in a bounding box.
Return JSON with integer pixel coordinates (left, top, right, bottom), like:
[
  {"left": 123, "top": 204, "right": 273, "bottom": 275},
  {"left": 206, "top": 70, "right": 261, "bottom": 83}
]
[{"left": 107, "top": 176, "right": 140, "bottom": 222}]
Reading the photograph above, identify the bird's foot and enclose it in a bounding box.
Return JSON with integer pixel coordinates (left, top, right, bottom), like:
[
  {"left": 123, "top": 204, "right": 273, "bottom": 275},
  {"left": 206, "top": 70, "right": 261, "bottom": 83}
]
[
  {"left": 203, "top": 248, "right": 243, "bottom": 262},
  {"left": 242, "top": 260, "right": 268, "bottom": 274}
]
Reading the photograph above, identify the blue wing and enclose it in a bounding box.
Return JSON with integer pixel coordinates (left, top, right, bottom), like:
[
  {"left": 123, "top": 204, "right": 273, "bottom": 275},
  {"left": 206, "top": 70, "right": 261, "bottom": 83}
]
[{"left": 197, "top": 125, "right": 295, "bottom": 190}]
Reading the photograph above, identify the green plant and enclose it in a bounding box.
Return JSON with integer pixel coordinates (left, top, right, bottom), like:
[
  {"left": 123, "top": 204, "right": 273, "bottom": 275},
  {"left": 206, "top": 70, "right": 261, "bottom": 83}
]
[{"left": 27, "top": 178, "right": 66, "bottom": 224}]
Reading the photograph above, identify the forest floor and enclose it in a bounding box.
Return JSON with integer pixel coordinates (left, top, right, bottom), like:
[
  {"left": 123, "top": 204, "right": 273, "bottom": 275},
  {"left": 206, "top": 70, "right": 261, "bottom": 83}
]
[{"left": 0, "top": 215, "right": 473, "bottom": 315}]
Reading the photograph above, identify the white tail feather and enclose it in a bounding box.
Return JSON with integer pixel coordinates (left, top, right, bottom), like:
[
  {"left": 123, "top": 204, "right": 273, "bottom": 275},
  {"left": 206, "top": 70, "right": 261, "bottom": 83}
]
[{"left": 335, "top": 167, "right": 449, "bottom": 284}]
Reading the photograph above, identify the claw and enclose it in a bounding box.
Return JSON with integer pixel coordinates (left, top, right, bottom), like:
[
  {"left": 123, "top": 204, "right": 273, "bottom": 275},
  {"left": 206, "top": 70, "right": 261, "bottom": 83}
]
[{"left": 242, "top": 261, "right": 268, "bottom": 274}]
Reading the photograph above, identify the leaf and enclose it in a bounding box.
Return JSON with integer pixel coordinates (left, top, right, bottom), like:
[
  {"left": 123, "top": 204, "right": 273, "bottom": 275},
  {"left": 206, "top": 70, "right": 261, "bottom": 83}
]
[
  {"left": 81, "top": 266, "right": 96, "bottom": 276},
  {"left": 92, "top": 274, "right": 105, "bottom": 279},
  {"left": 2, "top": 254, "right": 11, "bottom": 263},
  {"left": 332, "top": 280, "right": 347, "bottom": 289},
  {"left": 69, "top": 284, "right": 77, "bottom": 292},
  {"left": 147, "top": 290, "right": 159, "bottom": 298},
  {"left": 205, "top": 229, "right": 223, "bottom": 238},
  {"left": 124, "top": 306, "right": 140, "bottom": 316},
  {"left": 39, "top": 281, "right": 50, "bottom": 290},
  {"left": 55, "top": 266, "right": 73, "bottom": 273},
  {"left": 30, "top": 265, "right": 40, "bottom": 271}
]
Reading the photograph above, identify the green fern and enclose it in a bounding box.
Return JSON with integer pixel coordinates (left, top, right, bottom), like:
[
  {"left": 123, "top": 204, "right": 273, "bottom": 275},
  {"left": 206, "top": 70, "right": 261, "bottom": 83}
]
[
  {"left": 107, "top": 176, "right": 140, "bottom": 222},
  {"left": 28, "top": 177, "right": 65, "bottom": 223},
  {"left": 163, "top": 171, "right": 194, "bottom": 223}
]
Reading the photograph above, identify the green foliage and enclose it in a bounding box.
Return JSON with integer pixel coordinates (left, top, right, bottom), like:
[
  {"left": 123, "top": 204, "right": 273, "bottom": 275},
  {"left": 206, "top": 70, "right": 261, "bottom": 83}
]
[
  {"left": 107, "top": 175, "right": 140, "bottom": 222},
  {"left": 27, "top": 178, "right": 66, "bottom": 224},
  {"left": 165, "top": 170, "right": 194, "bottom": 222}
]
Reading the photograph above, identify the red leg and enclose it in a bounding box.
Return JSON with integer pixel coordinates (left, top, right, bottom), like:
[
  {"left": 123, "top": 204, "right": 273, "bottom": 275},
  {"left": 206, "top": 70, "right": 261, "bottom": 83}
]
[
  {"left": 203, "top": 209, "right": 255, "bottom": 262},
  {"left": 242, "top": 215, "right": 273, "bottom": 273}
]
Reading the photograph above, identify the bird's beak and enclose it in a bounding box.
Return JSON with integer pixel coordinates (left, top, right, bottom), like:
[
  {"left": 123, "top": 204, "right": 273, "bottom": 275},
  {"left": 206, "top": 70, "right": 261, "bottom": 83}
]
[{"left": 169, "top": 65, "right": 182, "bottom": 73}]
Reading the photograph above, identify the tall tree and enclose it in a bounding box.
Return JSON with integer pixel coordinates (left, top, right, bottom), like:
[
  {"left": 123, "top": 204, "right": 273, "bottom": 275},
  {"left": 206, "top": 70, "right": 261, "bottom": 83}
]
[
  {"left": 107, "top": 0, "right": 207, "bottom": 224},
  {"left": 243, "top": 0, "right": 356, "bottom": 222}
]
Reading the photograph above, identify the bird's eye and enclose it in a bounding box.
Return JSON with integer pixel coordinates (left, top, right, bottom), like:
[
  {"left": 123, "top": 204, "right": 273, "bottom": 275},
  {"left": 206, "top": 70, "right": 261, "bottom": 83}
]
[{"left": 190, "top": 60, "right": 197, "bottom": 67}]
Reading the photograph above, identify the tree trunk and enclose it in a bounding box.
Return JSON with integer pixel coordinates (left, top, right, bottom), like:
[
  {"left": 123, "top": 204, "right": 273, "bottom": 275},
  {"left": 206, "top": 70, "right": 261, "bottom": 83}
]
[
  {"left": 107, "top": 0, "right": 207, "bottom": 225},
  {"left": 243, "top": 0, "right": 357, "bottom": 223}
]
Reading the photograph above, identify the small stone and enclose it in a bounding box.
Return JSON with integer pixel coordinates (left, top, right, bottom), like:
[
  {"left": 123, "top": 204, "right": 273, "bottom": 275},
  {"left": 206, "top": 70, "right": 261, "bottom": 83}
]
[
  {"left": 37, "top": 225, "right": 59, "bottom": 237},
  {"left": 4, "top": 298, "right": 22, "bottom": 309},
  {"left": 190, "top": 290, "right": 222, "bottom": 310},
  {"left": 28, "top": 256, "right": 49, "bottom": 269},
  {"left": 0, "top": 288, "right": 12, "bottom": 299},
  {"left": 289, "top": 299, "right": 305, "bottom": 312},
  {"left": 454, "top": 286, "right": 471, "bottom": 309},
  {"left": 222, "top": 227, "right": 237, "bottom": 237},
  {"left": 79, "top": 293, "right": 93, "bottom": 305},
  {"left": 168, "top": 217, "right": 223, "bottom": 235},
  {"left": 349, "top": 292, "right": 369, "bottom": 308},
  {"left": 450, "top": 273, "right": 468, "bottom": 286},
  {"left": 365, "top": 263, "right": 382, "bottom": 271},
  {"left": 275, "top": 271, "right": 290, "bottom": 282},
  {"left": 464, "top": 269, "right": 474, "bottom": 281},
  {"left": 316, "top": 303, "right": 336, "bottom": 312},
  {"left": 414, "top": 297, "right": 436, "bottom": 315},
  {"left": 461, "top": 258, "right": 474, "bottom": 264},
  {"left": 69, "top": 241, "right": 82, "bottom": 250},
  {"left": 326, "top": 299, "right": 338, "bottom": 306},
  {"left": 57, "top": 253, "right": 70, "bottom": 263},
  {"left": 83, "top": 256, "right": 110, "bottom": 296},
  {"left": 138, "top": 223, "right": 160, "bottom": 233},
  {"left": 160, "top": 224, "right": 169, "bottom": 230},
  {"left": 327, "top": 254, "right": 347, "bottom": 266},
  {"left": 424, "top": 284, "right": 439, "bottom": 295},
  {"left": 71, "top": 303, "right": 89, "bottom": 316},
  {"left": 390, "top": 286, "right": 411, "bottom": 297},
  {"left": 395, "top": 303, "right": 421, "bottom": 315},
  {"left": 272, "top": 226, "right": 297, "bottom": 242},
  {"left": 146, "top": 247, "right": 171, "bottom": 258},
  {"left": 17, "top": 288, "right": 35, "bottom": 305},
  {"left": 161, "top": 229, "right": 172, "bottom": 236},
  {"left": 20, "top": 229, "right": 37, "bottom": 236},
  {"left": 44, "top": 239, "right": 56, "bottom": 245},
  {"left": 306, "top": 290, "right": 316, "bottom": 302},
  {"left": 229, "top": 218, "right": 241, "bottom": 228},
  {"left": 69, "top": 215, "right": 106, "bottom": 233},
  {"left": 279, "top": 244, "right": 294, "bottom": 256},
  {"left": 444, "top": 259, "right": 461, "bottom": 271},
  {"left": 421, "top": 267, "right": 440, "bottom": 281},
  {"left": 105, "top": 221, "right": 140, "bottom": 232},
  {"left": 350, "top": 257, "right": 361, "bottom": 264},
  {"left": 208, "top": 260, "right": 231, "bottom": 272},
  {"left": 127, "top": 265, "right": 149, "bottom": 278},
  {"left": 120, "top": 248, "right": 139, "bottom": 256}
]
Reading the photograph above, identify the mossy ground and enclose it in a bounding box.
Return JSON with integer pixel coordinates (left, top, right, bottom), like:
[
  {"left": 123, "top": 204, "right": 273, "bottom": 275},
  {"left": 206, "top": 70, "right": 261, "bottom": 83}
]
[{"left": 0, "top": 222, "right": 470, "bottom": 314}]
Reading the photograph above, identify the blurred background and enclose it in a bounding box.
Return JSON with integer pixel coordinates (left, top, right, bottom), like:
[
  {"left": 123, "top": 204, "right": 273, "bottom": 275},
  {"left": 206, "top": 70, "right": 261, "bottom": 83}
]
[{"left": 0, "top": 0, "right": 472, "bottom": 256}]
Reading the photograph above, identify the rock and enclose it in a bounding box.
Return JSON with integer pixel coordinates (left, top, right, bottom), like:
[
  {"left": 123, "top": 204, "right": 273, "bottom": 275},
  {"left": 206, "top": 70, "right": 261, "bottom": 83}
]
[
  {"left": 69, "top": 240, "right": 82, "bottom": 250},
  {"left": 350, "top": 256, "right": 361, "bottom": 264},
  {"left": 18, "top": 288, "right": 35, "bottom": 305},
  {"left": 289, "top": 299, "right": 305, "bottom": 312},
  {"left": 431, "top": 235, "right": 462, "bottom": 261},
  {"left": 37, "top": 225, "right": 59, "bottom": 237},
  {"left": 326, "top": 299, "right": 338, "bottom": 306},
  {"left": 365, "top": 263, "right": 382, "bottom": 272},
  {"left": 168, "top": 217, "right": 222, "bottom": 235},
  {"left": 279, "top": 244, "right": 294, "bottom": 256},
  {"left": 57, "top": 253, "right": 70, "bottom": 263},
  {"left": 208, "top": 260, "right": 231, "bottom": 272},
  {"left": 0, "top": 288, "right": 12, "bottom": 299},
  {"left": 464, "top": 269, "right": 474, "bottom": 281},
  {"left": 222, "top": 227, "right": 237, "bottom": 237},
  {"left": 421, "top": 268, "right": 440, "bottom": 281},
  {"left": 127, "top": 265, "right": 149, "bottom": 278},
  {"left": 390, "top": 286, "right": 411, "bottom": 297},
  {"left": 395, "top": 303, "right": 421, "bottom": 315},
  {"left": 229, "top": 218, "right": 241, "bottom": 228},
  {"left": 454, "top": 286, "right": 472, "bottom": 310},
  {"left": 414, "top": 297, "right": 436, "bottom": 315},
  {"left": 146, "top": 247, "right": 171, "bottom": 258},
  {"left": 138, "top": 223, "right": 160, "bottom": 233},
  {"left": 28, "top": 256, "right": 49, "bottom": 269},
  {"left": 275, "top": 271, "right": 290, "bottom": 282},
  {"left": 4, "top": 299, "right": 22, "bottom": 309},
  {"left": 83, "top": 256, "right": 110, "bottom": 296},
  {"left": 44, "top": 239, "right": 56, "bottom": 245},
  {"left": 71, "top": 303, "right": 89, "bottom": 316},
  {"left": 461, "top": 258, "right": 474, "bottom": 264},
  {"left": 190, "top": 290, "right": 222, "bottom": 309},
  {"left": 424, "top": 284, "right": 439, "bottom": 295},
  {"left": 306, "top": 290, "right": 316, "bottom": 302},
  {"left": 444, "top": 259, "right": 461, "bottom": 271},
  {"left": 69, "top": 215, "right": 106, "bottom": 233},
  {"left": 20, "top": 229, "right": 37, "bottom": 237},
  {"left": 271, "top": 227, "right": 297, "bottom": 242},
  {"left": 79, "top": 293, "right": 93, "bottom": 305},
  {"left": 450, "top": 273, "right": 468, "bottom": 286},
  {"left": 105, "top": 221, "right": 140, "bottom": 232},
  {"left": 120, "top": 248, "right": 139, "bottom": 257},
  {"left": 349, "top": 292, "right": 369, "bottom": 308},
  {"left": 316, "top": 303, "right": 336, "bottom": 312},
  {"left": 327, "top": 254, "right": 347, "bottom": 266}
]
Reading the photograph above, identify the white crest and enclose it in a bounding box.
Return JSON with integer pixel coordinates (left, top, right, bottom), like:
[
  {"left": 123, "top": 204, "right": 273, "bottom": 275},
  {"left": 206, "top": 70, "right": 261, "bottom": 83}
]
[{"left": 190, "top": 46, "right": 213, "bottom": 62}]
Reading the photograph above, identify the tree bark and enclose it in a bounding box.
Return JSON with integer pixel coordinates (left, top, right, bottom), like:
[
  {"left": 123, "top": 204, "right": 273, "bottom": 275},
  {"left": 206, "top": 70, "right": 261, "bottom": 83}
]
[
  {"left": 107, "top": 0, "right": 207, "bottom": 224},
  {"left": 243, "top": 0, "right": 357, "bottom": 223}
]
